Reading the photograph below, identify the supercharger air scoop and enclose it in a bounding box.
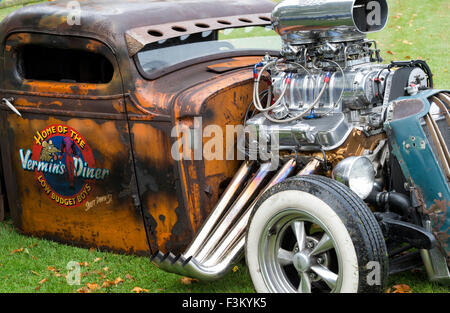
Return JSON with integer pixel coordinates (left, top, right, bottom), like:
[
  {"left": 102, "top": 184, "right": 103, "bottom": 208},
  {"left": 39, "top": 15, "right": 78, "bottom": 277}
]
[{"left": 271, "top": 0, "right": 389, "bottom": 44}]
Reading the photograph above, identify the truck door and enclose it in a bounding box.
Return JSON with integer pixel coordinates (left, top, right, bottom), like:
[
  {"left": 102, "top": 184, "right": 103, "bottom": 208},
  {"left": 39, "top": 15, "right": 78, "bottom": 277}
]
[{"left": 0, "top": 33, "right": 149, "bottom": 254}]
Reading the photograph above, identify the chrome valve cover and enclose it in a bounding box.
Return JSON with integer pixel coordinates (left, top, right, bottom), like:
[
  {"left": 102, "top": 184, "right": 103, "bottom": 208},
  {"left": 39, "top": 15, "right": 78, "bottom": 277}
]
[{"left": 247, "top": 113, "right": 352, "bottom": 151}]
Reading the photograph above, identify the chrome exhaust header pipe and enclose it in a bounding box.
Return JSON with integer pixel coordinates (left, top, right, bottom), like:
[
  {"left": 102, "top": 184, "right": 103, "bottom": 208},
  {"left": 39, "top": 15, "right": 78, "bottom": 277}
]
[
  {"left": 184, "top": 161, "right": 254, "bottom": 258},
  {"left": 202, "top": 158, "right": 297, "bottom": 267},
  {"left": 194, "top": 162, "right": 273, "bottom": 262},
  {"left": 151, "top": 158, "right": 319, "bottom": 280}
]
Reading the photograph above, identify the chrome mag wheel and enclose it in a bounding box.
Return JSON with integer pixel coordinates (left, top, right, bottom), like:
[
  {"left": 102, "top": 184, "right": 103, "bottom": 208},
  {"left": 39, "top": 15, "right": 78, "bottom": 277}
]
[
  {"left": 259, "top": 209, "right": 342, "bottom": 293},
  {"left": 246, "top": 176, "right": 388, "bottom": 293}
]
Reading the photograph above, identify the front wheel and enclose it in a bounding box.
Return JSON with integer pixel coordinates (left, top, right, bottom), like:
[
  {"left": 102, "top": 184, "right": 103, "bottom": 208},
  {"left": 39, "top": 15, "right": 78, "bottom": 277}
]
[{"left": 245, "top": 175, "right": 388, "bottom": 293}]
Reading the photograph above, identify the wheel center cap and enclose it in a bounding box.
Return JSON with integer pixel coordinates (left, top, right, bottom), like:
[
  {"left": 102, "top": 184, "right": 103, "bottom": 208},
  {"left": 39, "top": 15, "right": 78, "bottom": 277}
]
[{"left": 293, "top": 252, "right": 310, "bottom": 272}]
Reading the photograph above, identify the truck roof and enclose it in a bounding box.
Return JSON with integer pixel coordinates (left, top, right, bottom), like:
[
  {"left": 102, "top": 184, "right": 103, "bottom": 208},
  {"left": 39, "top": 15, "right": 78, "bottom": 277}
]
[{"left": 0, "top": 0, "right": 275, "bottom": 51}]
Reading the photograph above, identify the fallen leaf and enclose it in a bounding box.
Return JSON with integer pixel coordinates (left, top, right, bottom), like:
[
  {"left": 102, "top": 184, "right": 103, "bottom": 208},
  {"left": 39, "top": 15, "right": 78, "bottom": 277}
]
[
  {"left": 31, "top": 270, "right": 40, "bottom": 276},
  {"left": 132, "top": 287, "right": 149, "bottom": 293},
  {"left": 86, "top": 283, "right": 100, "bottom": 291},
  {"left": 89, "top": 247, "right": 95, "bottom": 253},
  {"left": 77, "top": 287, "right": 91, "bottom": 293},
  {"left": 180, "top": 277, "right": 198, "bottom": 285},
  {"left": 402, "top": 40, "right": 413, "bottom": 45},
  {"left": 79, "top": 262, "right": 89, "bottom": 267},
  {"left": 391, "top": 284, "right": 412, "bottom": 293},
  {"left": 38, "top": 278, "right": 47, "bottom": 285},
  {"left": 386, "top": 50, "right": 395, "bottom": 55},
  {"left": 102, "top": 280, "right": 115, "bottom": 288},
  {"left": 32, "top": 256, "right": 38, "bottom": 261},
  {"left": 47, "top": 266, "right": 62, "bottom": 277},
  {"left": 114, "top": 277, "right": 124, "bottom": 285},
  {"left": 10, "top": 248, "right": 24, "bottom": 254},
  {"left": 103, "top": 267, "right": 109, "bottom": 272},
  {"left": 93, "top": 257, "right": 102, "bottom": 263},
  {"left": 125, "top": 274, "right": 135, "bottom": 281},
  {"left": 405, "top": 56, "right": 411, "bottom": 60},
  {"left": 232, "top": 266, "right": 239, "bottom": 273}
]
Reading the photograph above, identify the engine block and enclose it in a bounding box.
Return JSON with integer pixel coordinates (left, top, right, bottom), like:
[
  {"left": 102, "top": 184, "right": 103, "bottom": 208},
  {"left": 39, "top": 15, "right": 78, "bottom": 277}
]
[{"left": 246, "top": 0, "right": 431, "bottom": 152}]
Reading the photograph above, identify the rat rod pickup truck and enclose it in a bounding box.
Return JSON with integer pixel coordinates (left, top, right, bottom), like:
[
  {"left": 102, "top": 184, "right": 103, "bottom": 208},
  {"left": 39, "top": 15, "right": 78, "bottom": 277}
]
[{"left": 0, "top": 0, "right": 448, "bottom": 293}]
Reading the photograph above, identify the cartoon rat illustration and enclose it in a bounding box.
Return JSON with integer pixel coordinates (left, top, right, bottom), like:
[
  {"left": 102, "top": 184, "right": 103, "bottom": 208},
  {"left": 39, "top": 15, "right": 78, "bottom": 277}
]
[
  {"left": 40, "top": 140, "right": 60, "bottom": 162},
  {"left": 60, "top": 137, "right": 78, "bottom": 189}
]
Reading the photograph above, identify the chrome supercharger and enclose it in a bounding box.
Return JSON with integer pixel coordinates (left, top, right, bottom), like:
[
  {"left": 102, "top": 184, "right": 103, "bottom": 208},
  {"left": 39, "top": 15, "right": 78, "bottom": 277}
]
[{"left": 246, "top": 0, "right": 431, "bottom": 151}]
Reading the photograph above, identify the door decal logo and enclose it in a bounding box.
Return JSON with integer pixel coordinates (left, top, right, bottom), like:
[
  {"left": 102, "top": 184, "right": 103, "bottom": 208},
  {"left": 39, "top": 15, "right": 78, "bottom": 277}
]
[{"left": 19, "top": 125, "right": 110, "bottom": 207}]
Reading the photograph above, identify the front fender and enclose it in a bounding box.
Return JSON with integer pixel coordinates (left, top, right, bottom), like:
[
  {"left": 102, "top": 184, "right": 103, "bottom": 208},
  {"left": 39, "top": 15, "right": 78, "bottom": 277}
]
[{"left": 384, "top": 89, "right": 449, "bottom": 258}]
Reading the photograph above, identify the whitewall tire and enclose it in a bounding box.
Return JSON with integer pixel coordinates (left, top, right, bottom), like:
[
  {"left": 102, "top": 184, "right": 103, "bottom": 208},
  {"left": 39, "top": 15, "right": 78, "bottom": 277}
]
[{"left": 245, "top": 175, "right": 388, "bottom": 293}]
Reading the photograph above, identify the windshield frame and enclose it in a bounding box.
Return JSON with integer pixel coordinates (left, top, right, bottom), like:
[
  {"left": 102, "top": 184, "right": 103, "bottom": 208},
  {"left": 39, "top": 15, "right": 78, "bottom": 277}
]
[{"left": 126, "top": 13, "right": 282, "bottom": 80}]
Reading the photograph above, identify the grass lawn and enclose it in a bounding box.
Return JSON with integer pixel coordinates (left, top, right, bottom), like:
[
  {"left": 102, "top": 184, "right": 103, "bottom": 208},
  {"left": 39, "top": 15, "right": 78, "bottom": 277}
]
[
  {"left": 0, "top": 0, "right": 449, "bottom": 293},
  {"left": 1, "top": 218, "right": 449, "bottom": 293},
  {"left": 1, "top": 217, "right": 449, "bottom": 293},
  {"left": 0, "top": 219, "right": 256, "bottom": 293},
  {"left": 368, "top": 0, "right": 449, "bottom": 88}
]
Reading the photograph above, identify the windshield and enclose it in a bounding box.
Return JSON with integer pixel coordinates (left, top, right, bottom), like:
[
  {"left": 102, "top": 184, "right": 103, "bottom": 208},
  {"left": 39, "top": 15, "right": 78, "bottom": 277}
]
[{"left": 136, "top": 26, "right": 281, "bottom": 78}]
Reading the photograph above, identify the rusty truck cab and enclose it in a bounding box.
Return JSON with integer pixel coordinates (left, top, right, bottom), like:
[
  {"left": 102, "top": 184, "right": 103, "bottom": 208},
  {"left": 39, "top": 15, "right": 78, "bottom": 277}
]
[{"left": 0, "top": 0, "right": 277, "bottom": 255}]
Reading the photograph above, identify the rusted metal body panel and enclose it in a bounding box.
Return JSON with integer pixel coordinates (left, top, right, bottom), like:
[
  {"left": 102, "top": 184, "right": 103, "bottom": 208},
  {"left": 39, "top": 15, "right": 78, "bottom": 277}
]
[
  {"left": 169, "top": 72, "right": 257, "bottom": 253},
  {"left": 0, "top": 31, "right": 150, "bottom": 254},
  {"left": 0, "top": 0, "right": 276, "bottom": 254},
  {"left": 128, "top": 57, "right": 264, "bottom": 254}
]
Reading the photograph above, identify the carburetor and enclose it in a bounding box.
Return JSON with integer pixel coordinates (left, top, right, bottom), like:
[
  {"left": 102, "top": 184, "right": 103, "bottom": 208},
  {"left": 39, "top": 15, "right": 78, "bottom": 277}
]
[{"left": 246, "top": 0, "right": 432, "bottom": 151}]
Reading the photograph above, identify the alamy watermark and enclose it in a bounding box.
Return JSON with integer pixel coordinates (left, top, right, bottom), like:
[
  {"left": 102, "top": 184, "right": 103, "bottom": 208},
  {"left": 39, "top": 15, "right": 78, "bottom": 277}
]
[
  {"left": 67, "top": 1, "right": 81, "bottom": 26},
  {"left": 170, "top": 117, "right": 281, "bottom": 170},
  {"left": 366, "top": 261, "right": 381, "bottom": 286},
  {"left": 66, "top": 261, "right": 81, "bottom": 286},
  {"left": 366, "top": 1, "right": 382, "bottom": 27}
]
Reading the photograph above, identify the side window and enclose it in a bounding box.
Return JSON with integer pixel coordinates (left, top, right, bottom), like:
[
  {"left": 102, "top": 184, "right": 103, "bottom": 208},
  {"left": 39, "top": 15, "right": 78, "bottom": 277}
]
[
  {"left": 18, "top": 45, "right": 114, "bottom": 84},
  {"left": 3, "top": 33, "right": 122, "bottom": 96}
]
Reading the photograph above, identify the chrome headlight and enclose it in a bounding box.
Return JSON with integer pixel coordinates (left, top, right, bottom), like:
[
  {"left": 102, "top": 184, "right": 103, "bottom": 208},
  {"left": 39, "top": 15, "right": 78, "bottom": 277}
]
[{"left": 332, "top": 156, "right": 375, "bottom": 200}]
